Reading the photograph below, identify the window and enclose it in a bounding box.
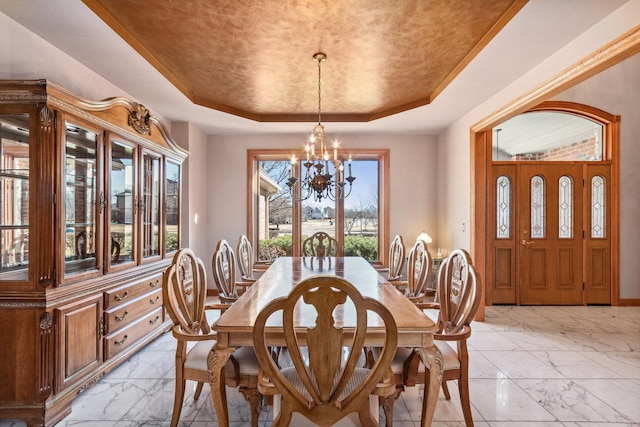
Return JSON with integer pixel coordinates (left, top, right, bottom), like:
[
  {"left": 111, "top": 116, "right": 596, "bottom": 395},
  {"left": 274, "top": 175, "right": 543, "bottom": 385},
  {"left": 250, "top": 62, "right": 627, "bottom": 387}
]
[
  {"left": 530, "top": 175, "right": 545, "bottom": 239},
  {"left": 493, "top": 111, "right": 604, "bottom": 161},
  {"left": 496, "top": 175, "right": 511, "bottom": 239},
  {"left": 558, "top": 175, "right": 573, "bottom": 239},
  {"left": 248, "top": 150, "right": 388, "bottom": 264},
  {"left": 591, "top": 175, "right": 606, "bottom": 238}
]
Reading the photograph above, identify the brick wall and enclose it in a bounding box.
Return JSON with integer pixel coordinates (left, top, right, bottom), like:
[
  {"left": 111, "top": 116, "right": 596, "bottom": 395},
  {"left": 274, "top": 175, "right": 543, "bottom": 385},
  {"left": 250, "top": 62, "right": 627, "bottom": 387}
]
[{"left": 512, "top": 137, "right": 599, "bottom": 161}]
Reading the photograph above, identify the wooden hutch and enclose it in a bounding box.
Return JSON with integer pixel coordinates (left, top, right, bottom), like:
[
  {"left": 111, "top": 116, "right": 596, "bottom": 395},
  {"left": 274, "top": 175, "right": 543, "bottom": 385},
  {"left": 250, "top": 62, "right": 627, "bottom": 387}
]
[{"left": 0, "top": 80, "right": 187, "bottom": 426}]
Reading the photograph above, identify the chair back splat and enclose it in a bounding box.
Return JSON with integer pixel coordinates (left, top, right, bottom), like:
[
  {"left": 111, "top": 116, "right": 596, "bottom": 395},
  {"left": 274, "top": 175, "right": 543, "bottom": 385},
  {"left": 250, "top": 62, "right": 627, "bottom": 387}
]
[{"left": 254, "top": 276, "right": 397, "bottom": 426}]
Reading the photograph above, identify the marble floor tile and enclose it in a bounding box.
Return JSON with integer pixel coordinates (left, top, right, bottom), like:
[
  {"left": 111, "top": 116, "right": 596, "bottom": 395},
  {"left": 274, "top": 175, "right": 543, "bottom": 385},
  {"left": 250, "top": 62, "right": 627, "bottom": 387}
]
[
  {"left": 515, "top": 378, "right": 628, "bottom": 422},
  {"left": 468, "top": 378, "right": 556, "bottom": 422},
  {"left": 571, "top": 379, "right": 640, "bottom": 422},
  {"left": 63, "top": 378, "right": 161, "bottom": 421},
  {"left": 582, "top": 351, "right": 640, "bottom": 378},
  {"left": 2, "top": 306, "right": 639, "bottom": 427},
  {"left": 528, "top": 350, "right": 624, "bottom": 379},
  {"left": 479, "top": 351, "right": 566, "bottom": 379},
  {"left": 468, "top": 331, "right": 523, "bottom": 351},
  {"left": 108, "top": 349, "right": 174, "bottom": 380},
  {"left": 468, "top": 351, "right": 508, "bottom": 379}
]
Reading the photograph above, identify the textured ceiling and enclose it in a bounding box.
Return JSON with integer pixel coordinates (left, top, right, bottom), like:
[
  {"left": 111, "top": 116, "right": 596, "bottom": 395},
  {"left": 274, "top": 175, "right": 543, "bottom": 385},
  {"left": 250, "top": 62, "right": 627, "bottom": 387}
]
[{"left": 81, "top": 0, "right": 526, "bottom": 122}]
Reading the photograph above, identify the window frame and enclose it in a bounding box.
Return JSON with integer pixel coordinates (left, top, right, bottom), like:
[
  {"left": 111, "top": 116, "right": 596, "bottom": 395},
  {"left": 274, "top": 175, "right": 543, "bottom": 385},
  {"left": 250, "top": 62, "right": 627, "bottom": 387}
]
[{"left": 247, "top": 149, "right": 389, "bottom": 267}]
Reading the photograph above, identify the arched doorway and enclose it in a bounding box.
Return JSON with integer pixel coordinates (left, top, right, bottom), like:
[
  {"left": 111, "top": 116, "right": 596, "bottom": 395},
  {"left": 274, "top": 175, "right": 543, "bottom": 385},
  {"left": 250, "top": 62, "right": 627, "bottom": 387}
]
[{"left": 486, "top": 102, "right": 619, "bottom": 305}]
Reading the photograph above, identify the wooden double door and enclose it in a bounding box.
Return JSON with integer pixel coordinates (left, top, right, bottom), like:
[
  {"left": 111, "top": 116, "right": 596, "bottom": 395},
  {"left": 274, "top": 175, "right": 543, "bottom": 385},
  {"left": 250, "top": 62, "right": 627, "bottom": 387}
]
[{"left": 491, "top": 163, "right": 611, "bottom": 305}]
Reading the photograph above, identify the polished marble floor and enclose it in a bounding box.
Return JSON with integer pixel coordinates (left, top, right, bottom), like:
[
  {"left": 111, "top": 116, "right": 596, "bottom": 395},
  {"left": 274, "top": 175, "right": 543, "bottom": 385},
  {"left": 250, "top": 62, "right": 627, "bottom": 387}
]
[{"left": 2, "top": 305, "right": 640, "bottom": 426}]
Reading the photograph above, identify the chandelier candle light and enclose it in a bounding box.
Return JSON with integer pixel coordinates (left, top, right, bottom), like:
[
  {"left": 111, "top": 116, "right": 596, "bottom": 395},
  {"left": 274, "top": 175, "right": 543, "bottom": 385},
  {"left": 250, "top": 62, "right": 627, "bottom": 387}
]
[{"left": 286, "top": 52, "right": 355, "bottom": 202}]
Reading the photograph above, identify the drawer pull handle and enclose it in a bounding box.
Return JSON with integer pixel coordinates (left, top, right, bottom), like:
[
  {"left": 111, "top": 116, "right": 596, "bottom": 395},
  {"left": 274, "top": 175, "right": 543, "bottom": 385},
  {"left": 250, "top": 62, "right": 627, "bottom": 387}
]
[
  {"left": 150, "top": 296, "right": 160, "bottom": 304},
  {"left": 114, "top": 291, "right": 129, "bottom": 301},
  {"left": 150, "top": 279, "right": 160, "bottom": 288},
  {"left": 149, "top": 316, "right": 160, "bottom": 325},
  {"left": 114, "top": 335, "right": 128, "bottom": 346},
  {"left": 115, "top": 311, "right": 129, "bottom": 321}
]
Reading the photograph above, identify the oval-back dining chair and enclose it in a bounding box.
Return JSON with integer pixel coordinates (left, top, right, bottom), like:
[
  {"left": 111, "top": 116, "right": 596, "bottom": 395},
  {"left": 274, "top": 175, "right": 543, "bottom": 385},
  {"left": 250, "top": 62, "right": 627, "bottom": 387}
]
[
  {"left": 380, "top": 248, "right": 481, "bottom": 427},
  {"left": 163, "top": 248, "right": 262, "bottom": 427},
  {"left": 386, "top": 234, "right": 406, "bottom": 281},
  {"left": 212, "top": 239, "right": 255, "bottom": 300},
  {"left": 254, "top": 275, "right": 397, "bottom": 426},
  {"left": 236, "top": 234, "right": 258, "bottom": 282},
  {"left": 389, "top": 239, "right": 432, "bottom": 303},
  {"left": 301, "top": 231, "right": 339, "bottom": 257}
]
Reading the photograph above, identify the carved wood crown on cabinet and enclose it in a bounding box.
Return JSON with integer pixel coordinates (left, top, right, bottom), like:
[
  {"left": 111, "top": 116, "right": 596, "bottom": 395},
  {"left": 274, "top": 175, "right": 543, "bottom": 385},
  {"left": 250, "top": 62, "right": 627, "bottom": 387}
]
[{"left": 0, "top": 80, "right": 187, "bottom": 427}]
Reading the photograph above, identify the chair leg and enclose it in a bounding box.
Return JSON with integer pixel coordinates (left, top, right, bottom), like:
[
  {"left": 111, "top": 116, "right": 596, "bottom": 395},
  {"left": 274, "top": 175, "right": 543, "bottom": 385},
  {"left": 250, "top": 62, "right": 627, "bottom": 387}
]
[
  {"left": 239, "top": 386, "right": 263, "bottom": 427},
  {"left": 442, "top": 380, "right": 451, "bottom": 400},
  {"left": 193, "top": 381, "right": 205, "bottom": 400},
  {"left": 171, "top": 375, "right": 186, "bottom": 427},
  {"left": 379, "top": 386, "right": 403, "bottom": 427},
  {"left": 458, "top": 376, "right": 474, "bottom": 427}
]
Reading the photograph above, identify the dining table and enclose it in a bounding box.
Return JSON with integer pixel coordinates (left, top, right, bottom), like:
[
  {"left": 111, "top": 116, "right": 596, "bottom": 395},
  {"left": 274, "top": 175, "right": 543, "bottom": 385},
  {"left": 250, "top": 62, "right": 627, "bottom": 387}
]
[{"left": 207, "top": 256, "right": 443, "bottom": 426}]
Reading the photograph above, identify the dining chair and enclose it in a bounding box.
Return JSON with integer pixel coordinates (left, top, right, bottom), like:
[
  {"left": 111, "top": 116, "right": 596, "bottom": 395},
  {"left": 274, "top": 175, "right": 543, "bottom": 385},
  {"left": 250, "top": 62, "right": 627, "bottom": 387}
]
[
  {"left": 376, "top": 234, "right": 406, "bottom": 281},
  {"left": 301, "top": 231, "right": 339, "bottom": 257},
  {"left": 380, "top": 248, "right": 481, "bottom": 427},
  {"left": 253, "top": 275, "right": 398, "bottom": 426},
  {"left": 236, "top": 234, "right": 258, "bottom": 282},
  {"left": 162, "top": 248, "right": 263, "bottom": 427},
  {"left": 209, "top": 239, "right": 254, "bottom": 311},
  {"left": 389, "top": 239, "right": 432, "bottom": 302}
]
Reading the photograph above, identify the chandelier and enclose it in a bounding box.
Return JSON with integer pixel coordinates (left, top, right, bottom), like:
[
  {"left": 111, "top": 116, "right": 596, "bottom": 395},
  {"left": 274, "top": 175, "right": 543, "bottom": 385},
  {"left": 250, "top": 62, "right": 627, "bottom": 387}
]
[{"left": 286, "top": 52, "right": 355, "bottom": 202}]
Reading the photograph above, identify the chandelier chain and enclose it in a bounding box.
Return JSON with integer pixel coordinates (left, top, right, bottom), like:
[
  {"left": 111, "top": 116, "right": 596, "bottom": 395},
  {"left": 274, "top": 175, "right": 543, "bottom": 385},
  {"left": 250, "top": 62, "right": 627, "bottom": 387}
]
[{"left": 317, "top": 56, "right": 322, "bottom": 125}]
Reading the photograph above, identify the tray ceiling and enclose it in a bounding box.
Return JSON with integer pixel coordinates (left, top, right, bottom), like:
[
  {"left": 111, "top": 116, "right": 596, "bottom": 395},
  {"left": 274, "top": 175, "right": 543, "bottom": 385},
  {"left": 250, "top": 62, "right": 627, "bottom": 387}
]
[{"left": 82, "top": 0, "right": 526, "bottom": 122}]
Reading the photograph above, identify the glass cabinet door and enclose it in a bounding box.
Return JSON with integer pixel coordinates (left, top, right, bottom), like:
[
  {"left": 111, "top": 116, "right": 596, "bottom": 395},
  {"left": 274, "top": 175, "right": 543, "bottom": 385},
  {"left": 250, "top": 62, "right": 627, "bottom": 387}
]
[
  {"left": 164, "top": 160, "right": 180, "bottom": 254},
  {"left": 0, "top": 114, "right": 30, "bottom": 281},
  {"left": 63, "top": 121, "right": 101, "bottom": 278},
  {"left": 141, "top": 151, "right": 161, "bottom": 259},
  {"left": 108, "top": 140, "right": 136, "bottom": 268}
]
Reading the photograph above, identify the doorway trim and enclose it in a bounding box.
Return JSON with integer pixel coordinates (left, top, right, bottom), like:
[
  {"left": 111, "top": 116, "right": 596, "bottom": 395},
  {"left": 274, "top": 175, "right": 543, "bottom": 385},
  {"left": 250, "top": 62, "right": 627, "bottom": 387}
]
[{"left": 471, "top": 26, "right": 639, "bottom": 319}]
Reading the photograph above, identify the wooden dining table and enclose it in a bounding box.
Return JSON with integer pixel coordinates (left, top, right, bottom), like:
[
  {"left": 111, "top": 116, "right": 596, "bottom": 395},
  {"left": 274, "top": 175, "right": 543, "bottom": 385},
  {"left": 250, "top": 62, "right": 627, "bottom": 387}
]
[{"left": 207, "top": 256, "right": 443, "bottom": 426}]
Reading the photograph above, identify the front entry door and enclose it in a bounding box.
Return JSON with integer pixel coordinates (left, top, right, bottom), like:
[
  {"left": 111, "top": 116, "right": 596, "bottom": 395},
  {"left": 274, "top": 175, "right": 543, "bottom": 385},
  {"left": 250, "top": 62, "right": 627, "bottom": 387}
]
[
  {"left": 519, "top": 164, "right": 583, "bottom": 304},
  {"left": 490, "top": 163, "right": 612, "bottom": 305}
]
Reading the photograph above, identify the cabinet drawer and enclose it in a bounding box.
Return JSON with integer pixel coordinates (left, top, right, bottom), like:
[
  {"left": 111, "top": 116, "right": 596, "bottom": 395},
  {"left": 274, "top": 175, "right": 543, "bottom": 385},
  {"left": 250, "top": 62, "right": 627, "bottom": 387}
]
[
  {"left": 104, "top": 289, "right": 162, "bottom": 334},
  {"left": 104, "top": 273, "right": 162, "bottom": 309},
  {"left": 104, "top": 307, "right": 163, "bottom": 359}
]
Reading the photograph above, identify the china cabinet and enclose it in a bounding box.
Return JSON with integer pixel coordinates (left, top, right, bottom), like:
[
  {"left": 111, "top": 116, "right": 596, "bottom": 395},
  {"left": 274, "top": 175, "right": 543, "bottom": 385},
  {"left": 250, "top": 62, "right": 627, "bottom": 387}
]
[{"left": 0, "top": 80, "right": 187, "bottom": 426}]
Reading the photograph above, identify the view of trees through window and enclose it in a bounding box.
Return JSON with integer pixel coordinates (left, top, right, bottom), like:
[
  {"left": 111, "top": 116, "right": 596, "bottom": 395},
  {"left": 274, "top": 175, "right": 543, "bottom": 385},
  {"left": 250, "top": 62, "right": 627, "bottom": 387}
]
[{"left": 256, "top": 157, "right": 381, "bottom": 262}]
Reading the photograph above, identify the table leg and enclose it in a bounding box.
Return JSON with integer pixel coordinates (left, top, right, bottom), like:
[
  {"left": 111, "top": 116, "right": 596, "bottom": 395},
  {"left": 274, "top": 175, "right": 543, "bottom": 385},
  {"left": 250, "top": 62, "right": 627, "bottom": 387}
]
[
  {"left": 207, "top": 343, "right": 235, "bottom": 427},
  {"left": 416, "top": 344, "right": 443, "bottom": 426}
]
